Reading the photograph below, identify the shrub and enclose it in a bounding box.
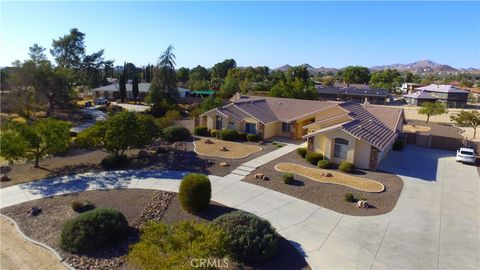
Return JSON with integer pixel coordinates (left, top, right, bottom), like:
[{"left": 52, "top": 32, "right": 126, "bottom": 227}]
[
  {"left": 163, "top": 126, "right": 191, "bottom": 142},
  {"left": 193, "top": 126, "right": 210, "bottom": 137},
  {"left": 210, "top": 129, "right": 219, "bottom": 138},
  {"left": 393, "top": 139, "right": 405, "bottom": 151},
  {"left": 282, "top": 173, "right": 294, "bottom": 184},
  {"left": 359, "top": 195, "right": 368, "bottom": 201},
  {"left": 305, "top": 152, "right": 323, "bottom": 165},
  {"left": 339, "top": 161, "right": 355, "bottom": 173},
  {"left": 237, "top": 132, "right": 247, "bottom": 141},
  {"left": 179, "top": 173, "right": 211, "bottom": 213},
  {"left": 213, "top": 211, "right": 279, "bottom": 262},
  {"left": 101, "top": 155, "right": 128, "bottom": 169},
  {"left": 60, "top": 208, "right": 128, "bottom": 253},
  {"left": 246, "top": 133, "right": 260, "bottom": 142},
  {"left": 296, "top": 147, "right": 307, "bottom": 158},
  {"left": 344, "top": 193, "right": 355, "bottom": 202},
  {"left": 128, "top": 221, "right": 226, "bottom": 270},
  {"left": 71, "top": 200, "right": 95, "bottom": 212},
  {"left": 219, "top": 129, "right": 238, "bottom": 141},
  {"left": 317, "top": 160, "right": 332, "bottom": 169}
]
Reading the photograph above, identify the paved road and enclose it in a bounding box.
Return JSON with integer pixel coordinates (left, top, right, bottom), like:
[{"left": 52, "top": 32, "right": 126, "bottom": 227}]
[
  {"left": 1, "top": 145, "right": 479, "bottom": 270},
  {"left": 70, "top": 106, "right": 107, "bottom": 133}
]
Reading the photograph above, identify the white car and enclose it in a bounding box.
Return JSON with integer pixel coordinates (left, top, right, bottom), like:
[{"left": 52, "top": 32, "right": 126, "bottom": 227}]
[
  {"left": 94, "top": 97, "right": 108, "bottom": 105},
  {"left": 456, "top": 147, "right": 476, "bottom": 164}
]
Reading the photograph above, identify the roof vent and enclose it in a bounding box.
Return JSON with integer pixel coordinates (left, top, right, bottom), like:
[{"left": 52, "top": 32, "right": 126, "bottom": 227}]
[{"left": 358, "top": 125, "right": 362, "bottom": 129}]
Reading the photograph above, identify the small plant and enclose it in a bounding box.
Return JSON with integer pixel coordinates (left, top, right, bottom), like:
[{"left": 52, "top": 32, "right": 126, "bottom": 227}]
[
  {"left": 296, "top": 147, "right": 307, "bottom": 158},
  {"left": 163, "top": 126, "right": 191, "bottom": 142},
  {"left": 282, "top": 173, "right": 294, "bottom": 184},
  {"left": 71, "top": 200, "right": 95, "bottom": 212},
  {"left": 344, "top": 193, "right": 355, "bottom": 202},
  {"left": 179, "top": 173, "right": 211, "bottom": 213},
  {"left": 339, "top": 161, "right": 355, "bottom": 173},
  {"left": 359, "top": 194, "right": 368, "bottom": 201},
  {"left": 219, "top": 129, "right": 239, "bottom": 141},
  {"left": 393, "top": 139, "right": 405, "bottom": 151},
  {"left": 210, "top": 129, "right": 219, "bottom": 138},
  {"left": 305, "top": 152, "right": 323, "bottom": 165},
  {"left": 246, "top": 133, "right": 260, "bottom": 142},
  {"left": 317, "top": 160, "right": 332, "bottom": 169},
  {"left": 193, "top": 126, "right": 210, "bottom": 137},
  {"left": 101, "top": 155, "right": 128, "bottom": 169},
  {"left": 237, "top": 132, "right": 247, "bottom": 141}
]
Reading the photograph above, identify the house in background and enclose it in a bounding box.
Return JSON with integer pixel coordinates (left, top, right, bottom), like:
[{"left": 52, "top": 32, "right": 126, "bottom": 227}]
[
  {"left": 316, "top": 84, "right": 391, "bottom": 105},
  {"left": 198, "top": 95, "right": 404, "bottom": 170},
  {"left": 403, "top": 84, "right": 469, "bottom": 107},
  {"left": 90, "top": 81, "right": 191, "bottom": 100},
  {"left": 401, "top": 83, "right": 422, "bottom": 94}
]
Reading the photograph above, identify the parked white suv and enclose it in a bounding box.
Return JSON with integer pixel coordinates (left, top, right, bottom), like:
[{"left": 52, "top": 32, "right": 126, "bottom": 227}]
[{"left": 456, "top": 147, "right": 476, "bottom": 164}]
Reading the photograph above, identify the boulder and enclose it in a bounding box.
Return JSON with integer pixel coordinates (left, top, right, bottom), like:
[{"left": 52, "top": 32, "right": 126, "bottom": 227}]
[
  {"left": 254, "top": 173, "right": 264, "bottom": 179},
  {"left": 219, "top": 146, "right": 229, "bottom": 152},
  {"left": 28, "top": 206, "right": 42, "bottom": 216},
  {"left": 262, "top": 176, "right": 269, "bottom": 181},
  {"left": 204, "top": 139, "right": 214, "bottom": 144},
  {"left": 219, "top": 162, "right": 229, "bottom": 166},
  {"left": 356, "top": 200, "right": 369, "bottom": 209},
  {"left": 258, "top": 141, "right": 266, "bottom": 145},
  {"left": 0, "top": 174, "right": 10, "bottom": 182},
  {"left": 325, "top": 173, "right": 333, "bottom": 177}
]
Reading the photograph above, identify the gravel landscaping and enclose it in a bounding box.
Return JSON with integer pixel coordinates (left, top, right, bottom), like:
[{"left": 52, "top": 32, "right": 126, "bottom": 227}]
[
  {"left": 243, "top": 151, "right": 404, "bottom": 216},
  {"left": 193, "top": 137, "right": 262, "bottom": 159}
]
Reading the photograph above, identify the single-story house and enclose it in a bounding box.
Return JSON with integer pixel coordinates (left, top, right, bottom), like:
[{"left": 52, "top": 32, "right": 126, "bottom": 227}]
[
  {"left": 403, "top": 84, "right": 469, "bottom": 108},
  {"left": 316, "top": 85, "right": 391, "bottom": 105},
  {"left": 90, "top": 81, "right": 191, "bottom": 100},
  {"left": 198, "top": 95, "right": 404, "bottom": 170}
]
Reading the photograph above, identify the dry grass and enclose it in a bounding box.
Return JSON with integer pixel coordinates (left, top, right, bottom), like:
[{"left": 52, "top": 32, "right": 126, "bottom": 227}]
[
  {"left": 275, "top": 163, "right": 385, "bottom": 193},
  {"left": 193, "top": 138, "right": 262, "bottom": 159},
  {"left": 403, "top": 124, "right": 431, "bottom": 133}
]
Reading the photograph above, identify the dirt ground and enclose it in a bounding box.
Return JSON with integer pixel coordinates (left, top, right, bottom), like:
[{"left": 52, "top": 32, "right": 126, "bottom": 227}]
[
  {"left": 193, "top": 137, "right": 263, "bottom": 159},
  {"left": 243, "top": 151, "right": 403, "bottom": 216}
]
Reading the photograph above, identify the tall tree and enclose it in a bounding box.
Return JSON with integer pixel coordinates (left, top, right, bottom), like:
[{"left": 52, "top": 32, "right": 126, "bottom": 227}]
[
  {"left": 211, "top": 59, "right": 236, "bottom": 79},
  {"left": 176, "top": 67, "right": 190, "bottom": 83},
  {"left": 50, "top": 28, "right": 86, "bottom": 69},
  {"left": 132, "top": 75, "right": 139, "bottom": 104},
  {"left": 189, "top": 65, "right": 210, "bottom": 81},
  {"left": 370, "top": 69, "right": 401, "bottom": 91},
  {"left": 28, "top": 44, "right": 47, "bottom": 64},
  {"left": 341, "top": 66, "right": 370, "bottom": 86},
  {"left": 119, "top": 73, "right": 127, "bottom": 103},
  {"left": 450, "top": 110, "right": 480, "bottom": 139},
  {"left": 418, "top": 102, "right": 447, "bottom": 123}
]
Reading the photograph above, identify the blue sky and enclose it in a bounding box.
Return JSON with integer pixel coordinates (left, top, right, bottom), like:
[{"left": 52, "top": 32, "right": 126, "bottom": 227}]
[{"left": 1, "top": 1, "right": 479, "bottom": 69}]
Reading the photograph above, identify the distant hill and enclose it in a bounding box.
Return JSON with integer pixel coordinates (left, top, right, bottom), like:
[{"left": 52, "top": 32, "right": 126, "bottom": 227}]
[
  {"left": 369, "top": 60, "right": 460, "bottom": 73},
  {"left": 272, "top": 63, "right": 338, "bottom": 74}
]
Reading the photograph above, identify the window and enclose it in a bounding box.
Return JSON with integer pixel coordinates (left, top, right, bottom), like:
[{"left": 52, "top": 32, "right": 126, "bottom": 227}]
[
  {"left": 215, "top": 116, "right": 223, "bottom": 130},
  {"left": 245, "top": 123, "right": 256, "bottom": 134},
  {"left": 282, "top": 122, "right": 290, "bottom": 133},
  {"left": 333, "top": 138, "right": 349, "bottom": 160}
]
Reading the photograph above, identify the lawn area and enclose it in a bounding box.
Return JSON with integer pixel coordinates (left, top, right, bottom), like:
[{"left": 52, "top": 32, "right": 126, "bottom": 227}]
[
  {"left": 275, "top": 163, "right": 385, "bottom": 193},
  {"left": 193, "top": 137, "right": 262, "bottom": 159}
]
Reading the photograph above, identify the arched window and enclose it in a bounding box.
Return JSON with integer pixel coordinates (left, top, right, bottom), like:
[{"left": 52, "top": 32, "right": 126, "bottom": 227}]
[{"left": 334, "top": 138, "right": 349, "bottom": 160}]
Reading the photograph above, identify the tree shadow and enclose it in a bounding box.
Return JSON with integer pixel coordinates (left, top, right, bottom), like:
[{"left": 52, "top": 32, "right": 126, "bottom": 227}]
[{"left": 247, "top": 238, "right": 309, "bottom": 270}]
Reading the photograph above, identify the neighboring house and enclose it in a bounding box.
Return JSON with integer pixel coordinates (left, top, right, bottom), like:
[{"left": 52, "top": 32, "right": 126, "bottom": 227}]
[
  {"left": 198, "top": 95, "right": 404, "bottom": 170},
  {"left": 401, "top": 83, "right": 422, "bottom": 94},
  {"left": 403, "top": 84, "right": 469, "bottom": 108},
  {"left": 90, "top": 81, "right": 191, "bottom": 100},
  {"left": 316, "top": 84, "right": 391, "bottom": 105}
]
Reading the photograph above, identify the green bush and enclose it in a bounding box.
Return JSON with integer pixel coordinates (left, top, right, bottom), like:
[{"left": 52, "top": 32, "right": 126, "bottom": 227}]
[
  {"left": 210, "top": 129, "right": 219, "bottom": 138},
  {"left": 344, "top": 193, "right": 355, "bottom": 202},
  {"left": 193, "top": 126, "right": 210, "bottom": 137},
  {"left": 219, "top": 129, "right": 238, "bottom": 141},
  {"left": 296, "top": 147, "right": 307, "bottom": 158},
  {"left": 71, "top": 200, "right": 95, "bottom": 213},
  {"left": 237, "top": 132, "right": 247, "bottom": 141},
  {"left": 101, "top": 155, "right": 128, "bottom": 169},
  {"left": 179, "top": 173, "right": 211, "bottom": 213},
  {"left": 60, "top": 208, "right": 128, "bottom": 254},
  {"left": 162, "top": 126, "right": 191, "bottom": 142},
  {"left": 128, "top": 221, "right": 226, "bottom": 270},
  {"left": 246, "top": 133, "right": 260, "bottom": 142},
  {"left": 317, "top": 160, "right": 332, "bottom": 169},
  {"left": 305, "top": 152, "right": 323, "bottom": 165},
  {"left": 213, "top": 211, "right": 279, "bottom": 262},
  {"left": 339, "top": 161, "right": 355, "bottom": 173},
  {"left": 282, "top": 173, "right": 294, "bottom": 184},
  {"left": 393, "top": 139, "right": 405, "bottom": 151}
]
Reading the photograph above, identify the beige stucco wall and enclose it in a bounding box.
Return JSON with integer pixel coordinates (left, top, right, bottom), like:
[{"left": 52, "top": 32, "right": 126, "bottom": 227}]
[
  {"left": 314, "top": 106, "right": 346, "bottom": 122},
  {"left": 354, "top": 139, "right": 371, "bottom": 169},
  {"left": 312, "top": 129, "right": 357, "bottom": 164},
  {"left": 306, "top": 115, "right": 351, "bottom": 134}
]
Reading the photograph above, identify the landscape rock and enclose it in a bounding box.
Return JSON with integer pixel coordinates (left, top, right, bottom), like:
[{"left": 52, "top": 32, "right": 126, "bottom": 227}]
[
  {"left": 27, "top": 206, "right": 42, "bottom": 216},
  {"left": 258, "top": 141, "right": 266, "bottom": 145},
  {"left": 204, "top": 139, "right": 214, "bottom": 144},
  {"left": 356, "top": 200, "right": 369, "bottom": 208},
  {"left": 219, "top": 162, "right": 229, "bottom": 166},
  {"left": 0, "top": 174, "right": 10, "bottom": 182},
  {"left": 325, "top": 173, "right": 333, "bottom": 177},
  {"left": 219, "top": 146, "right": 229, "bottom": 152}
]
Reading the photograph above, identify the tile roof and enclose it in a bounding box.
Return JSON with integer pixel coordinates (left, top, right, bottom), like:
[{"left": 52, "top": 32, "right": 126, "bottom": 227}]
[
  {"left": 317, "top": 85, "right": 390, "bottom": 98},
  {"left": 217, "top": 104, "right": 251, "bottom": 122},
  {"left": 416, "top": 84, "right": 468, "bottom": 94},
  {"left": 364, "top": 105, "right": 404, "bottom": 132},
  {"left": 403, "top": 91, "right": 437, "bottom": 99}
]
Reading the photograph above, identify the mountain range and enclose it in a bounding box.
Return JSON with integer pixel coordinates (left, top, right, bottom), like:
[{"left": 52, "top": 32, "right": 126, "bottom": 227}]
[{"left": 272, "top": 60, "right": 480, "bottom": 74}]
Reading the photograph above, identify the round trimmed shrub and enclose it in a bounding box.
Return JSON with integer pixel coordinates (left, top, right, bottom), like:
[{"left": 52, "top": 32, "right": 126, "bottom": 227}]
[
  {"left": 296, "top": 147, "right": 307, "bottom": 158},
  {"left": 237, "top": 132, "right": 247, "bottom": 141},
  {"left": 305, "top": 152, "right": 323, "bottom": 165},
  {"left": 71, "top": 200, "right": 95, "bottom": 212},
  {"left": 282, "top": 173, "right": 294, "bottom": 184},
  {"left": 193, "top": 126, "right": 210, "bottom": 137},
  {"left": 317, "top": 160, "right": 332, "bottom": 169},
  {"left": 344, "top": 193, "right": 355, "bottom": 202},
  {"left": 101, "top": 155, "right": 128, "bottom": 169},
  {"left": 213, "top": 211, "right": 279, "bottom": 262},
  {"left": 210, "top": 129, "right": 219, "bottom": 138},
  {"left": 219, "top": 129, "right": 238, "bottom": 141},
  {"left": 179, "top": 173, "right": 211, "bottom": 213},
  {"left": 339, "top": 161, "right": 355, "bottom": 173},
  {"left": 163, "top": 126, "right": 191, "bottom": 142},
  {"left": 60, "top": 208, "right": 128, "bottom": 254},
  {"left": 246, "top": 133, "right": 260, "bottom": 142}
]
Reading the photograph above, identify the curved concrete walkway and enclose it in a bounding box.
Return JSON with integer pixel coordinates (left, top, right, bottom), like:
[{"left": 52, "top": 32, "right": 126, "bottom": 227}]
[{"left": 1, "top": 145, "right": 479, "bottom": 270}]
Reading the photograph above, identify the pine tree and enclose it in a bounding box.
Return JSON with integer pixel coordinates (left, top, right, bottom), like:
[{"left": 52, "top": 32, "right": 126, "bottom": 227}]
[
  {"left": 132, "top": 75, "right": 139, "bottom": 104},
  {"left": 119, "top": 73, "right": 126, "bottom": 102}
]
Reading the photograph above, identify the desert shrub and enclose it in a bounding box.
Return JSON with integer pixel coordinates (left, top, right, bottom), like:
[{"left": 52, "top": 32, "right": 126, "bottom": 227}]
[
  {"left": 162, "top": 126, "right": 191, "bottom": 142},
  {"left": 71, "top": 200, "right": 95, "bottom": 212},
  {"left": 359, "top": 195, "right": 368, "bottom": 201},
  {"left": 317, "top": 160, "right": 332, "bottom": 169},
  {"left": 296, "top": 147, "right": 307, "bottom": 158},
  {"left": 214, "top": 211, "right": 278, "bottom": 262},
  {"left": 101, "top": 154, "right": 128, "bottom": 169},
  {"left": 246, "top": 133, "right": 260, "bottom": 142},
  {"left": 305, "top": 152, "right": 323, "bottom": 165},
  {"left": 344, "top": 193, "right": 355, "bottom": 202},
  {"left": 210, "top": 129, "right": 219, "bottom": 138},
  {"left": 282, "top": 173, "right": 294, "bottom": 184},
  {"left": 393, "top": 139, "right": 405, "bottom": 151},
  {"left": 179, "top": 173, "right": 211, "bottom": 213},
  {"left": 60, "top": 208, "right": 128, "bottom": 253},
  {"left": 128, "top": 221, "right": 226, "bottom": 270},
  {"left": 193, "top": 126, "right": 210, "bottom": 137},
  {"left": 339, "top": 161, "right": 355, "bottom": 173},
  {"left": 237, "top": 132, "right": 247, "bottom": 141},
  {"left": 219, "top": 129, "right": 238, "bottom": 141}
]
